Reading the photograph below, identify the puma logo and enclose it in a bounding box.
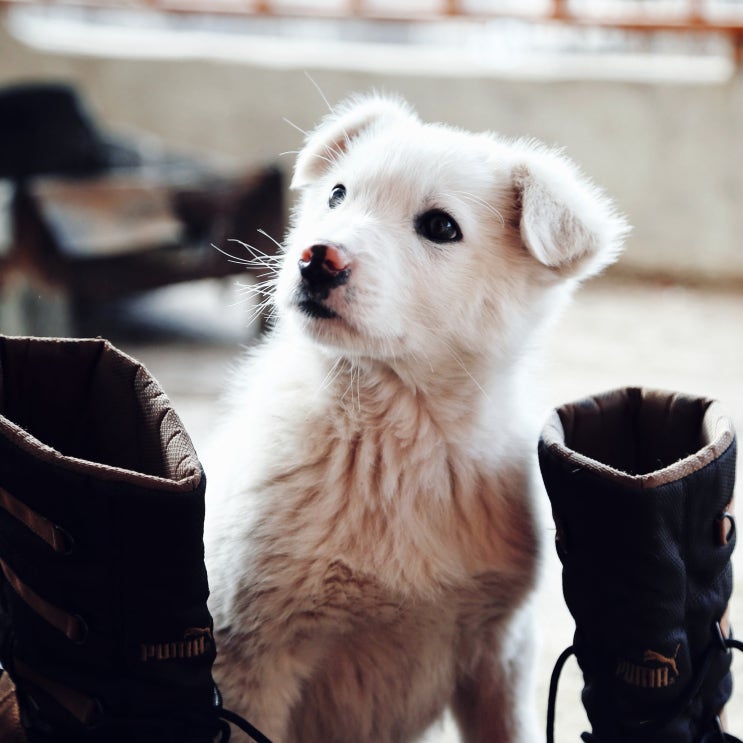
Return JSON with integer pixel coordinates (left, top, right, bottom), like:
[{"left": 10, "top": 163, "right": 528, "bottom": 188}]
[
  {"left": 616, "top": 644, "right": 681, "bottom": 689},
  {"left": 140, "top": 627, "right": 213, "bottom": 662},
  {"left": 643, "top": 645, "right": 681, "bottom": 676}
]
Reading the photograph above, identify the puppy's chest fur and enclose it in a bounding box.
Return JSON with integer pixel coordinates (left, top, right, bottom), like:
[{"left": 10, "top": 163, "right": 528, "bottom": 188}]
[{"left": 226, "top": 366, "right": 537, "bottom": 627}]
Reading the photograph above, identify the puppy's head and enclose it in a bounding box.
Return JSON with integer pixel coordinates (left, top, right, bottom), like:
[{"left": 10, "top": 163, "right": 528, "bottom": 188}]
[{"left": 275, "top": 94, "right": 629, "bottom": 365}]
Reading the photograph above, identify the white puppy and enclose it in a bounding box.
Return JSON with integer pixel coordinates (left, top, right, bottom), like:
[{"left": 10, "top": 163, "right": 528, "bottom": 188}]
[{"left": 204, "top": 95, "right": 628, "bottom": 743}]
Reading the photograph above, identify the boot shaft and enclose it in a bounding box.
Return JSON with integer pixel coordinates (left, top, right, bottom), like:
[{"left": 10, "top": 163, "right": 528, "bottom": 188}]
[
  {"left": 540, "top": 388, "right": 737, "bottom": 742},
  {"left": 0, "top": 335, "right": 218, "bottom": 741}
]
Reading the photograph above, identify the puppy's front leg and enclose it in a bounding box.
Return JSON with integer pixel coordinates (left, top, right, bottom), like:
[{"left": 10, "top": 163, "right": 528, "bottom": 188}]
[
  {"left": 215, "top": 626, "right": 325, "bottom": 743},
  {"left": 213, "top": 559, "right": 363, "bottom": 741},
  {"left": 452, "top": 607, "right": 539, "bottom": 743}
]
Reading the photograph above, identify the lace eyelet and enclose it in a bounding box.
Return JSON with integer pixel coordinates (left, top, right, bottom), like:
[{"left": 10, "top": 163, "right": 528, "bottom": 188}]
[
  {"left": 716, "top": 513, "right": 735, "bottom": 546},
  {"left": 71, "top": 614, "right": 89, "bottom": 645},
  {"left": 53, "top": 524, "right": 75, "bottom": 556},
  {"left": 86, "top": 697, "right": 104, "bottom": 729}
]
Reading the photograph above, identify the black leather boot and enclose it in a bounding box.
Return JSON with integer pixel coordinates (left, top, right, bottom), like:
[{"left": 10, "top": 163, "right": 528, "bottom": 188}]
[
  {"left": 539, "top": 388, "right": 739, "bottom": 743},
  {"left": 0, "top": 335, "right": 269, "bottom": 741}
]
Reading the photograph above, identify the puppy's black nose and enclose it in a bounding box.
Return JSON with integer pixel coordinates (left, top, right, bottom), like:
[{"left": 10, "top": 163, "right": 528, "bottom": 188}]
[{"left": 298, "top": 244, "right": 351, "bottom": 299}]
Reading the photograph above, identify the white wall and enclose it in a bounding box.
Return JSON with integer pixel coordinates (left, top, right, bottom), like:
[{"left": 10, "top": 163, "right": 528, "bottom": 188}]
[{"left": 2, "top": 15, "right": 742, "bottom": 283}]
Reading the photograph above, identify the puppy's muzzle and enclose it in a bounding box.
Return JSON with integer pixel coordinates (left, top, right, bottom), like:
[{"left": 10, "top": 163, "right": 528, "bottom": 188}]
[{"left": 298, "top": 243, "right": 351, "bottom": 301}]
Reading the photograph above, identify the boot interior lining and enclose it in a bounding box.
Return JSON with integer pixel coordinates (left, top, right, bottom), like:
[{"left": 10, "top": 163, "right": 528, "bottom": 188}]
[
  {"left": 0, "top": 336, "right": 197, "bottom": 482},
  {"left": 557, "top": 388, "right": 714, "bottom": 477}
]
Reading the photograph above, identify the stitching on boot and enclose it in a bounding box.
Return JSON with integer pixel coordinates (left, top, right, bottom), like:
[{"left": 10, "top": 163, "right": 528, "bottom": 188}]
[{"left": 616, "top": 644, "right": 681, "bottom": 689}]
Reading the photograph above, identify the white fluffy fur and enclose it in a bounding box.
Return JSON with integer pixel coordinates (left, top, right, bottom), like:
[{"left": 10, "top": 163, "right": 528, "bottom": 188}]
[{"left": 204, "top": 94, "right": 629, "bottom": 743}]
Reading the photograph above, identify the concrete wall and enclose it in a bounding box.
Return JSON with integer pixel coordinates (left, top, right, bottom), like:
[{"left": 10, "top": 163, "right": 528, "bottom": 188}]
[{"left": 2, "top": 15, "right": 743, "bottom": 284}]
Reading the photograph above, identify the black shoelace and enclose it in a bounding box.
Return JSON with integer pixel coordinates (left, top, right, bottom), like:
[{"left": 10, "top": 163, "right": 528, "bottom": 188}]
[
  {"left": 546, "top": 633, "right": 743, "bottom": 743},
  {"left": 216, "top": 706, "right": 273, "bottom": 742},
  {"left": 213, "top": 685, "right": 273, "bottom": 742}
]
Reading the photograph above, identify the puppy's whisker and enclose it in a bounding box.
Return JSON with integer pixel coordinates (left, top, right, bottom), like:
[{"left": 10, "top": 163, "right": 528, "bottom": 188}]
[
  {"left": 411, "top": 345, "right": 436, "bottom": 376},
  {"left": 319, "top": 360, "right": 339, "bottom": 391},
  {"left": 211, "top": 243, "right": 247, "bottom": 262},
  {"left": 256, "top": 229, "right": 287, "bottom": 253},
  {"left": 283, "top": 117, "right": 309, "bottom": 137},
  {"left": 253, "top": 273, "right": 281, "bottom": 284},
  {"left": 319, "top": 356, "right": 345, "bottom": 394},
  {"left": 315, "top": 149, "right": 343, "bottom": 172},
  {"left": 233, "top": 275, "right": 278, "bottom": 295},
  {"left": 229, "top": 295, "right": 265, "bottom": 308},
  {"left": 358, "top": 363, "right": 364, "bottom": 406},
  {"left": 320, "top": 140, "right": 347, "bottom": 166},
  {"left": 235, "top": 281, "right": 275, "bottom": 298},
  {"left": 228, "top": 238, "right": 284, "bottom": 263},
  {"left": 298, "top": 150, "right": 336, "bottom": 168},
  {"left": 243, "top": 297, "right": 276, "bottom": 325},
  {"left": 340, "top": 360, "right": 362, "bottom": 413},
  {"left": 225, "top": 258, "right": 256, "bottom": 267},
  {"left": 304, "top": 71, "right": 334, "bottom": 114},
  {"left": 237, "top": 279, "right": 278, "bottom": 294},
  {"left": 224, "top": 257, "right": 280, "bottom": 273},
  {"left": 445, "top": 345, "right": 491, "bottom": 402},
  {"left": 452, "top": 191, "right": 506, "bottom": 226},
  {"left": 414, "top": 319, "right": 490, "bottom": 401},
  {"left": 235, "top": 261, "right": 278, "bottom": 273},
  {"left": 213, "top": 243, "right": 277, "bottom": 271}
]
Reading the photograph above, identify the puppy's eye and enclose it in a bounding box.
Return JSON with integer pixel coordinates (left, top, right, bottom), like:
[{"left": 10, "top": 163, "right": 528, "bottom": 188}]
[
  {"left": 329, "top": 184, "right": 346, "bottom": 209},
  {"left": 416, "top": 209, "right": 462, "bottom": 244}
]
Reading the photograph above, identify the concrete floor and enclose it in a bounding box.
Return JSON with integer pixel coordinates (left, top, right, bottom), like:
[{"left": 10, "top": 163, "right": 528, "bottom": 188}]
[{"left": 120, "top": 277, "right": 743, "bottom": 742}]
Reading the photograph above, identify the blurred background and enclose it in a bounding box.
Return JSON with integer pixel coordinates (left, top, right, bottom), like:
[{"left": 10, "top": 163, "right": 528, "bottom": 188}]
[
  {"left": 2, "top": 0, "right": 743, "bottom": 341},
  {"left": 0, "top": 0, "right": 742, "bottom": 740}
]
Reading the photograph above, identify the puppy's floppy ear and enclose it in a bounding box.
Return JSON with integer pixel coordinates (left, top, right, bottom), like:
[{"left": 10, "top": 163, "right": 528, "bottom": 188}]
[
  {"left": 511, "top": 143, "right": 630, "bottom": 278},
  {"left": 291, "top": 95, "right": 415, "bottom": 189}
]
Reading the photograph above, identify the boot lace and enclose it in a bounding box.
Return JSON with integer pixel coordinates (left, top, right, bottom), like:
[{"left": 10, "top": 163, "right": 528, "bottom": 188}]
[
  {"left": 214, "top": 686, "right": 273, "bottom": 742},
  {"left": 546, "top": 633, "right": 743, "bottom": 743},
  {"left": 216, "top": 707, "right": 272, "bottom": 742}
]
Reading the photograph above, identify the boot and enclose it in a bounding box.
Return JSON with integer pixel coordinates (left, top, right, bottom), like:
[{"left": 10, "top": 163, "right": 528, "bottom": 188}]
[
  {"left": 539, "top": 387, "right": 738, "bottom": 743},
  {"left": 0, "top": 334, "right": 269, "bottom": 741}
]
